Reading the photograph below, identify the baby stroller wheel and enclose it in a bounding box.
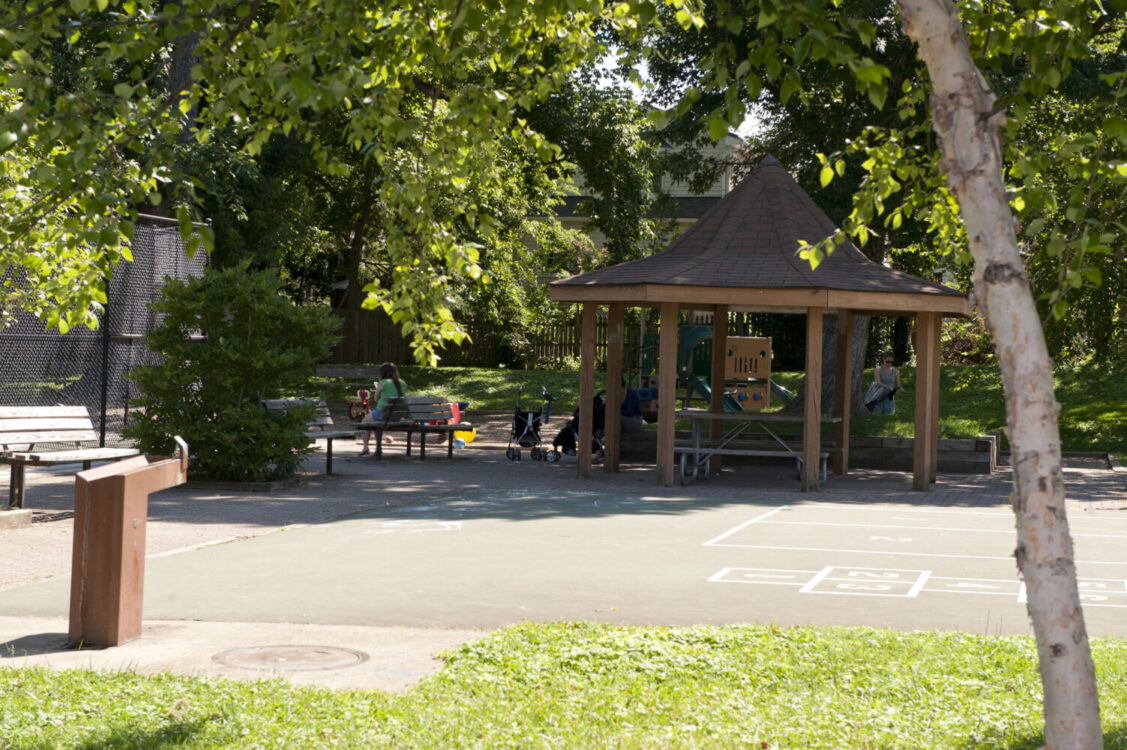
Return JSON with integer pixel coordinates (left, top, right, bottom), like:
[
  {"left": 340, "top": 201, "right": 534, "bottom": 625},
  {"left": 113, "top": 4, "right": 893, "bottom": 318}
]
[
  {"left": 546, "top": 450, "right": 560, "bottom": 463},
  {"left": 530, "top": 447, "right": 543, "bottom": 461},
  {"left": 505, "top": 447, "right": 519, "bottom": 461}
]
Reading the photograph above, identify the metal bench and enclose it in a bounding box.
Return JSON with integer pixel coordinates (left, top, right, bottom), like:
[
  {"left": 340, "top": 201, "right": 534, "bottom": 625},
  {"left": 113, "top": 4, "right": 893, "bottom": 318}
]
[
  {"left": 261, "top": 398, "right": 358, "bottom": 475},
  {"left": 0, "top": 406, "right": 141, "bottom": 508},
  {"left": 354, "top": 395, "right": 473, "bottom": 460}
]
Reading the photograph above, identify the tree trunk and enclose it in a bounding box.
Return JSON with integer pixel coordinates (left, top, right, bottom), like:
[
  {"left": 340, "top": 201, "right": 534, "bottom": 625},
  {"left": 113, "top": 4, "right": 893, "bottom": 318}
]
[
  {"left": 339, "top": 203, "right": 373, "bottom": 363},
  {"left": 168, "top": 21, "right": 200, "bottom": 146},
  {"left": 896, "top": 0, "right": 1102, "bottom": 747},
  {"left": 791, "top": 312, "right": 870, "bottom": 414}
]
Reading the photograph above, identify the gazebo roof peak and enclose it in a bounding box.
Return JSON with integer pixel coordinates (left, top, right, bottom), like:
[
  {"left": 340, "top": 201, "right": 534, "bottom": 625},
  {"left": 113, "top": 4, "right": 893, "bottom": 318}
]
[{"left": 551, "top": 155, "right": 967, "bottom": 311}]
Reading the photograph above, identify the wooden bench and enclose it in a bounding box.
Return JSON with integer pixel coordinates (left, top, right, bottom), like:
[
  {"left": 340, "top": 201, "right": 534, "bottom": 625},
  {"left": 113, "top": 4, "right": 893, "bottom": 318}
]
[
  {"left": 261, "top": 398, "right": 358, "bottom": 475},
  {"left": 354, "top": 395, "right": 473, "bottom": 460},
  {"left": 0, "top": 406, "right": 141, "bottom": 508}
]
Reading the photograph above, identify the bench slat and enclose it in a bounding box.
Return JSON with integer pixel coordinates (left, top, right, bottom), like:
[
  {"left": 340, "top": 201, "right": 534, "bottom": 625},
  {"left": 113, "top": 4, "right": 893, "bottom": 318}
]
[
  {"left": 0, "top": 416, "right": 97, "bottom": 432},
  {"left": 3, "top": 447, "right": 140, "bottom": 466},
  {"left": 0, "top": 406, "right": 91, "bottom": 419},
  {"left": 1, "top": 405, "right": 140, "bottom": 508},
  {"left": 675, "top": 447, "right": 829, "bottom": 459},
  {"left": 261, "top": 398, "right": 357, "bottom": 475},
  {"left": 1, "top": 430, "right": 98, "bottom": 445}
]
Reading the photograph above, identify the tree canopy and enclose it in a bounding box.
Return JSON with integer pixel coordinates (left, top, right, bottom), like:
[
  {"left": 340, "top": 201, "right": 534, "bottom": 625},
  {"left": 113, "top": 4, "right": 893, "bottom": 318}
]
[{"left": 1, "top": 0, "right": 646, "bottom": 361}]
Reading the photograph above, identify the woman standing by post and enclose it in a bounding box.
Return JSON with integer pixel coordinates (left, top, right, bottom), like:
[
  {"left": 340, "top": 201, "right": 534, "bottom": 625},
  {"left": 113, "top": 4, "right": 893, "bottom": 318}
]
[
  {"left": 359, "top": 361, "right": 407, "bottom": 455},
  {"left": 865, "top": 350, "right": 903, "bottom": 414}
]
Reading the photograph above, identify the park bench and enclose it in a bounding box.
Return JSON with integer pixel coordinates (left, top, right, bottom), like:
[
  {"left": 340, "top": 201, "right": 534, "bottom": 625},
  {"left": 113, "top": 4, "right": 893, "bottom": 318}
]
[
  {"left": 354, "top": 395, "right": 473, "bottom": 460},
  {"left": 0, "top": 405, "right": 141, "bottom": 508},
  {"left": 261, "top": 398, "right": 358, "bottom": 475}
]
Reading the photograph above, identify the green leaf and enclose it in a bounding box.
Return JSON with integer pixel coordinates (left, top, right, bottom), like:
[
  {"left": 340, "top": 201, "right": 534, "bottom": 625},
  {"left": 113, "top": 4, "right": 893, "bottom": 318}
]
[
  {"left": 1105, "top": 117, "right": 1127, "bottom": 146},
  {"left": 820, "top": 165, "right": 833, "bottom": 187},
  {"left": 867, "top": 84, "right": 887, "bottom": 110},
  {"left": 853, "top": 63, "right": 890, "bottom": 84},
  {"left": 709, "top": 117, "right": 729, "bottom": 142},
  {"left": 1081, "top": 267, "right": 1102, "bottom": 285}
]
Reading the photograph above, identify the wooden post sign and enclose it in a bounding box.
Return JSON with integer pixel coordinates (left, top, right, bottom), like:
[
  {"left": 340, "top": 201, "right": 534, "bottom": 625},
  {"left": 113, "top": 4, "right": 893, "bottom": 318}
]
[{"left": 68, "top": 438, "right": 188, "bottom": 647}]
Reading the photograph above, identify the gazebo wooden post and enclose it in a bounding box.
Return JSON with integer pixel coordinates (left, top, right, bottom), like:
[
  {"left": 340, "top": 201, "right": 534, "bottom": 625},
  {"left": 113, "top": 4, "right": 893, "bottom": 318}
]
[
  {"left": 604, "top": 303, "right": 625, "bottom": 472},
  {"left": 930, "top": 320, "right": 941, "bottom": 482},
  {"left": 577, "top": 302, "right": 597, "bottom": 478},
  {"left": 656, "top": 302, "right": 678, "bottom": 486},
  {"left": 832, "top": 311, "right": 853, "bottom": 475},
  {"left": 708, "top": 305, "right": 728, "bottom": 475},
  {"left": 803, "top": 307, "right": 824, "bottom": 491},
  {"left": 913, "top": 311, "right": 940, "bottom": 489}
]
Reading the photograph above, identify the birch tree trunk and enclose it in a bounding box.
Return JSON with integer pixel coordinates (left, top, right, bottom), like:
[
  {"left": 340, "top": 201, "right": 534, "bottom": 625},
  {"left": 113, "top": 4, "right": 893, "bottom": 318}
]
[{"left": 896, "top": 1, "right": 1102, "bottom": 747}]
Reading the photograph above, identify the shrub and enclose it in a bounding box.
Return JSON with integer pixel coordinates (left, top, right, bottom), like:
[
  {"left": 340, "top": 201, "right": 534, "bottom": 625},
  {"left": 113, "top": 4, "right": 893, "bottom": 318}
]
[{"left": 124, "top": 263, "right": 340, "bottom": 481}]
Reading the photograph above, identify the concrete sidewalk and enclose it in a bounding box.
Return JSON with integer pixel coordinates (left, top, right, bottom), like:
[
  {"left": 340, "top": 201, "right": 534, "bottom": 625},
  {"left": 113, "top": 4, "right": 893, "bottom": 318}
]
[{"left": 0, "top": 438, "right": 1123, "bottom": 692}]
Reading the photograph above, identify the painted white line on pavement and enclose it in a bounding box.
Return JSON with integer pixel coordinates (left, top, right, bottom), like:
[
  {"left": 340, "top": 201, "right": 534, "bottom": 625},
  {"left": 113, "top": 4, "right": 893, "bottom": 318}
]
[
  {"left": 702, "top": 506, "right": 790, "bottom": 547},
  {"left": 147, "top": 536, "right": 244, "bottom": 559},
  {"left": 756, "top": 519, "right": 1127, "bottom": 540},
  {"left": 705, "top": 542, "right": 1127, "bottom": 567},
  {"left": 798, "top": 566, "right": 834, "bottom": 593},
  {"left": 907, "top": 570, "right": 932, "bottom": 598}
]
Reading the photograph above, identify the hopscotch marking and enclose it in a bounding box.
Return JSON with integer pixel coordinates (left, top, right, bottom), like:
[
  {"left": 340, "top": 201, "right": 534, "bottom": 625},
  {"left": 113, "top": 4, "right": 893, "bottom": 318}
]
[
  {"left": 709, "top": 566, "right": 1127, "bottom": 607},
  {"left": 704, "top": 508, "right": 1127, "bottom": 567},
  {"left": 797, "top": 567, "right": 930, "bottom": 597}
]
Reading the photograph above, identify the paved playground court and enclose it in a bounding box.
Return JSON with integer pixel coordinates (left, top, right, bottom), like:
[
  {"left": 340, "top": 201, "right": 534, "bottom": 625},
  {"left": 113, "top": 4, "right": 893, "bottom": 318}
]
[{"left": 0, "top": 449, "right": 1124, "bottom": 689}]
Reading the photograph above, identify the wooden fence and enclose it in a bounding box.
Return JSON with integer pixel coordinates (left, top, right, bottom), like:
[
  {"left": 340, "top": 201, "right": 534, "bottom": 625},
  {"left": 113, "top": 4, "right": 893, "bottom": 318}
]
[{"left": 327, "top": 308, "right": 636, "bottom": 368}]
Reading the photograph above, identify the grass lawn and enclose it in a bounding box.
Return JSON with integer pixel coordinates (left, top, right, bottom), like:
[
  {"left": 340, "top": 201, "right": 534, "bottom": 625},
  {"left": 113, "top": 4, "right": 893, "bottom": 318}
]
[
  {"left": 324, "top": 361, "right": 1127, "bottom": 454},
  {"left": 3, "top": 623, "right": 1126, "bottom": 748}
]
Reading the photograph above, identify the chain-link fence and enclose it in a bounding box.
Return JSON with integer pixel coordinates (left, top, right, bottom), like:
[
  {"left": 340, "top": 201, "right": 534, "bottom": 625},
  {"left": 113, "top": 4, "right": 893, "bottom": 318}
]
[{"left": 0, "top": 214, "right": 207, "bottom": 445}]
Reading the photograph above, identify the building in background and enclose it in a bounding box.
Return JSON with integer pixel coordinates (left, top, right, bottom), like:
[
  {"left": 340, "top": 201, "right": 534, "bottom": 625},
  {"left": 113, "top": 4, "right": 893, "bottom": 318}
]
[{"left": 555, "top": 133, "right": 744, "bottom": 247}]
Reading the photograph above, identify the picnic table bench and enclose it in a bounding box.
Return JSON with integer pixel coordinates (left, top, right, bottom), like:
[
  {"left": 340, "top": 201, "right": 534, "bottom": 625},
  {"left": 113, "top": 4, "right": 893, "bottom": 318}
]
[
  {"left": 354, "top": 395, "right": 473, "bottom": 460},
  {"left": 1, "top": 406, "right": 141, "bottom": 508},
  {"left": 261, "top": 398, "right": 358, "bottom": 474},
  {"left": 674, "top": 409, "right": 839, "bottom": 486}
]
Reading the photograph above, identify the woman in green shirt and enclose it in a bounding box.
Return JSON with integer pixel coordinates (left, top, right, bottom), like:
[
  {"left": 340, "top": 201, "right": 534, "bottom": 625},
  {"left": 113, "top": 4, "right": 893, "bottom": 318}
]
[{"left": 359, "top": 361, "right": 407, "bottom": 455}]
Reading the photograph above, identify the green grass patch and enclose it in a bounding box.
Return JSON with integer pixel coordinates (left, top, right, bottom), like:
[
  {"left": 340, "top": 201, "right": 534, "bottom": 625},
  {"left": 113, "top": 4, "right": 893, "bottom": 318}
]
[
  {"left": 317, "top": 362, "right": 1124, "bottom": 453},
  {"left": 3, "top": 623, "right": 1127, "bottom": 748}
]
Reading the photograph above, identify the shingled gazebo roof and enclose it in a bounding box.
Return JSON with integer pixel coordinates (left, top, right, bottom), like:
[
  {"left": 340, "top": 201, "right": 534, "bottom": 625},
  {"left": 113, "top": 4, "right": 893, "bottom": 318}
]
[{"left": 550, "top": 155, "right": 970, "bottom": 316}]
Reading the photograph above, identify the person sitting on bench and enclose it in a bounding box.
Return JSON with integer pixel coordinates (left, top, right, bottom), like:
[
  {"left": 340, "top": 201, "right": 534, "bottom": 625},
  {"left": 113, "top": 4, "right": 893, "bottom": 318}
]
[{"left": 359, "top": 361, "right": 407, "bottom": 455}]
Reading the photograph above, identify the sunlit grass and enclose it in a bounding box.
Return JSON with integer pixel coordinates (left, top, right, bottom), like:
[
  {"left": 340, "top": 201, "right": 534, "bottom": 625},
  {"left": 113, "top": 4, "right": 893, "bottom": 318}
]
[
  {"left": 317, "top": 362, "right": 1126, "bottom": 453},
  {"left": 3, "top": 623, "right": 1127, "bottom": 749}
]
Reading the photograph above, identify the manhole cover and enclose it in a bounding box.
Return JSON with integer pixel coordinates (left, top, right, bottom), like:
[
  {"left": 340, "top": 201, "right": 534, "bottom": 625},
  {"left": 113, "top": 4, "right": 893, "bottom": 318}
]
[{"left": 212, "top": 645, "right": 369, "bottom": 671}]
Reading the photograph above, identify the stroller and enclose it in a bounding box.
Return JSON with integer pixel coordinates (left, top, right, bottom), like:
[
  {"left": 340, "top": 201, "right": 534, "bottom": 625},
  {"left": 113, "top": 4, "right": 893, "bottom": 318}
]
[
  {"left": 505, "top": 385, "right": 559, "bottom": 462},
  {"left": 552, "top": 391, "right": 606, "bottom": 459}
]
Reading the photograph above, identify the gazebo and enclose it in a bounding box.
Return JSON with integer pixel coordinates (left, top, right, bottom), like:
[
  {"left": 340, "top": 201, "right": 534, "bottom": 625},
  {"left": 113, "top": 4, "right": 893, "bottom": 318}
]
[{"left": 548, "top": 155, "right": 971, "bottom": 490}]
